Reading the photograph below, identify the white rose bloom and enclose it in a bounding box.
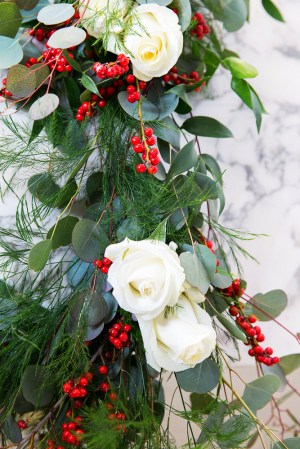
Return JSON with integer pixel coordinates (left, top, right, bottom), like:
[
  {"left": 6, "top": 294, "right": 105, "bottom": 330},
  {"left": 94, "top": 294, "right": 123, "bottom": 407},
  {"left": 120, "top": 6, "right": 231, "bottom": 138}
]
[
  {"left": 105, "top": 238, "right": 185, "bottom": 320},
  {"left": 138, "top": 295, "right": 216, "bottom": 372},
  {"left": 108, "top": 4, "right": 183, "bottom": 81},
  {"left": 79, "top": 0, "right": 131, "bottom": 37}
]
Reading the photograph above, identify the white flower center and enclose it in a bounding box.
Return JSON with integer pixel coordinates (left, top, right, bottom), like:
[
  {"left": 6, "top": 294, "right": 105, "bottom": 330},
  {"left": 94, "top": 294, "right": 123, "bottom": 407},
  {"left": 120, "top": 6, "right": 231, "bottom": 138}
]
[{"left": 139, "top": 280, "right": 157, "bottom": 297}]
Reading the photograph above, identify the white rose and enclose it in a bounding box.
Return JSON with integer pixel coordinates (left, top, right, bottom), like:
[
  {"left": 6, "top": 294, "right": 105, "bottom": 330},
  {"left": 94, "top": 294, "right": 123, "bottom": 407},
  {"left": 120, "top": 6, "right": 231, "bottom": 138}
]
[
  {"left": 108, "top": 4, "right": 183, "bottom": 81},
  {"left": 79, "top": 0, "right": 130, "bottom": 38},
  {"left": 105, "top": 238, "right": 185, "bottom": 320},
  {"left": 138, "top": 295, "right": 216, "bottom": 372}
]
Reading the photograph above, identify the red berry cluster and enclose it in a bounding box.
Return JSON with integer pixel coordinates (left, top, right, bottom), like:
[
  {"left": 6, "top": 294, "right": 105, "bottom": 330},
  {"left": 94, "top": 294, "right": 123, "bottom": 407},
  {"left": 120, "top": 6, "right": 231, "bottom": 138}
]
[
  {"left": 108, "top": 322, "right": 131, "bottom": 351},
  {"left": 162, "top": 66, "right": 204, "bottom": 92},
  {"left": 60, "top": 414, "right": 84, "bottom": 447},
  {"left": 62, "top": 371, "right": 93, "bottom": 399},
  {"left": 125, "top": 74, "right": 147, "bottom": 103},
  {"left": 131, "top": 128, "right": 160, "bottom": 175},
  {"left": 46, "top": 440, "right": 66, "bottom": 449},
  {"left": 191, "top": 13, "right": 210, "bottom": 40},
  {"left": 41, "top": 47, "right": 74, "bottom": 72},
  {"left": 28, "top": 28, "right": 56, "bottom": 42},
  {"left": 229, "top": 305, "right": 280, "bottom": 366},
  {"left": 93, "top": 257, "right": 112, "bottom": 274},
  {"left": 223, "top": 278, "right": 245, "bottom": 298},
  {"left": 93, "top": 54, "right": 129, "bottom": 80},
  {"left": 17, "top": 419, "right": 27, "bottom": 429},
  {"left": 0, "top": 77, "right": 12, "bottom": 98}
]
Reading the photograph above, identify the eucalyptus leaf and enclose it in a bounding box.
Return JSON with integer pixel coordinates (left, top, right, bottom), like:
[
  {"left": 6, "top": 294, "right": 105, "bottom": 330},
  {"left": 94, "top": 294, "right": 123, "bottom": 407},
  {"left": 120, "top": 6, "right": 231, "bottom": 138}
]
[
  {"left": 244, "top": 289, "right": 288, "bottom": 321},
  {"left": 279, "top": 354, "right": 300, "bottom": 375},
  {"left": 29, "top": 93, "right": 59, "bottom": 120},
  {"left": 152, "top": 117, "right": 181, "bottom": 149},
  {"left": 242, "top": 374, "right": 281, "bottom": 413},
  {"left": 72, "top": 219, "right": 109, "bottom": 262},
  {"left": 211, "top": 272, "right": 232, "bottom": 289},
  {"left": 0, "top": 36, "right": 23, "bottom": 69},
  {"left": 179, "top": 251, "right": 210, "bottom": 294},
  {"left": 273, "top": 438, "right": 300, "bottom": 449},
  {"left": 177, "top": 359, "right": 220, "bottom": 393},
  {"left": 3, "top": 415, "right": 22, "bottom": 443},
  {"left": 47, "top": 26, "right": 86, "bottom": 49},
  {"left": 30, "top": 63, "right": 50, "bottom": 87},
  {"left": 0, "top": 2, "right": 22, "bottom": 38},
  {"left": 118, "top": 91, "right": 159, "bottom": 120},
  {"left": 37, "top": 3, "right": 75, "bottom": 25},
  {"left": 28, "top": 239, "right": 52, "bottom": 271},
  {"left": 201, "top": 154, "right": 223, "bottom": 186},
  {"left": 16, "top": 0, "right": 40, "bottom": 10},
  {"left": 6, "top": 64, "right": 36, "bottom": 98},
  {"left": 194, "top": 173, "right": 219, "bottom": 199},
  {"left": 216, "top": 314, "right": 246, "bottom": 342},
  {"left": 67, "top": 258, "right": 92, "bottom": 287},
  {"left": 21, "top": 365, "right": 55, "bottom": 407},
  {"left": 202, "top": 0, "right": 247, "bottom": 31},
  {"left": 169, "top": 208, "right": 188, "bottom": 231},
  {"left": 170, "top": 0, "right": 192, "bottom": 31},
  {"left": 70, "top": 290, "right": 108, "bottom": 326},
  {"left": 47, "top": 216, "right": 79, "bottom": 249},
  {"left": 116, "top": 217, "right": 143, "bottom": 241},
  {"left": 190, "top": 392, "right": 215, "bottom": 413},
  {"left": 195, "top": 243, "right": 217, "bottom": 282}
]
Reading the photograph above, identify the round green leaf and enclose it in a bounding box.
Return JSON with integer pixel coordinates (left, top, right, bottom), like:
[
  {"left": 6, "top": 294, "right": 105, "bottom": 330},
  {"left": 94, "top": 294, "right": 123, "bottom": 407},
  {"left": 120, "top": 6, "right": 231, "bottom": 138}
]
[
  {"left": 30, "top": 63, "right": 50, "bottom": 87},
  {"left": 2, "top": 415, "right": 22, "bottom": 444},
  {"left": 195, "top": 243, "right": 217, "bottom": 282},
  {"left": 0, "top": 36, "right": 23, "bottom": 69},
  {"left": 211, "top": 272, "right": 232, "bottom": 289},
  {"left": 70, "top": 290, "right": 108, "bottom": 326},
  {"left": 118, "top": 91, "right": 159, "bottom": 121},
  {"left": 6, "top": 64, "right": 36, "bottom": 97},
  {"left": 202, "top": 0, "right": 247, "bottom": 32},
  {"left": 116, "top": 217, "right": 143, "bottom": 241},
  {"left": 29, "top": 93, "right": 59, "bottom": 120},
  {"left": 47, "top": 26, "right": 86, "bottom": 49},
  {"left": 179, "top": 251, "right": 210, "bottom": 294},
  {"left": 279, "top": 354, "right": 300, "bottom": 375},
  {"left": 223, "top": 57, "right": 258, "bottom": 79},
  {"left": 177, "top": 359, "right": 220, "bottom": 393},
  {"left": 242, "top": 374, "right": 281, "bottom": 413},
  {"left": 47, "top": 216, "right": 79, "bottom": 249},
  {"left": 244, "top": 289, "right": 288, "bottom": 321},
  {"left": 37, "top": 3, "right": 75, "bottom": 25},
  {"left": 0, "top": 2, "right": 22, "bottom": 38},
  {"left": 21, "top": 365, "right": 55, "bottom": 407},
  {"left": 273, "top": 438, "right": 300, "bottom": 449},
  {"left": 28, "top": 239, "right": 52, "bottom": 271},
  {"left": 182, "top": 116, "right": 233, "bottom": 138},
  {"left": 72, "top": 219, "right": 109, "bottom": 262}
]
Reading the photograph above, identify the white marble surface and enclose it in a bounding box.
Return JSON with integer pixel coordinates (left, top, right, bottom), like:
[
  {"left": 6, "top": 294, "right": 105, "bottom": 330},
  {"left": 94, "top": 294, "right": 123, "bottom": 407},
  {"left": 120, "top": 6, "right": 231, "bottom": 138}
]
[
  {"left": 196, "top": 0, "right": 300, "bottom": 359},
  {"left": 1, "top": 0, "right": 300, "bottom": 362}
]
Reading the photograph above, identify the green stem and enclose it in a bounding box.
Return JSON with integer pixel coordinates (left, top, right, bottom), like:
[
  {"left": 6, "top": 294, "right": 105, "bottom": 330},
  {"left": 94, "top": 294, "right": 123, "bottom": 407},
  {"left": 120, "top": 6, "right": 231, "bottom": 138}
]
[{"left": 67, "top": 147, "right": 95, "bottom": 182}]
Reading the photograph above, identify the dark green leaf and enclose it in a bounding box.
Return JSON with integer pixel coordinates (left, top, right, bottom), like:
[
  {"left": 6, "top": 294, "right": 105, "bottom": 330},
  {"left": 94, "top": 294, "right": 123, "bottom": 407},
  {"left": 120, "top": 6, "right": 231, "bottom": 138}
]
[
  {"left": 28, "top": 120, "right": 44, "bottom": 144},
  {"left": 190, "top": 392, "right": 215, "bottom": 413},
  {"left": 63, "top": 77, "right": 81, "bottom": 109},
  {"left": 205, "top": 290, "right": 229, "bottom": 316},
  {"left": 30, "top": 62, "right": 50, "bottom": 87},
  {"left": 204, "top": 48, "right": 220, "bottom": 78},
  {"left": 116, "top": 217, "right": 143, "bottom": 241},
  {"left": 156, "top": 93, "right": 179, "bottom": 119},
  {"left": 262, "top": 0, "right": 284, "bottom": 22},
  {"left": 242, "top": 374, "right": 281, "bottom": 413},
  {"left": 167, "top": 139, "right": 197, "bottom": 179},
  {"left": 182, "top": 116, "right": 233, "bottom": 138},
  {"left": 47, "top": 216, "right": 79, "bottom": 249},
  {"left": 81, "top": 73, "right": 99, "bottom": 95},
  {"left": 244, "top": 289, "right": 288, "bottom": 321},
  {"left": 216, "top": 314, "right": 247, "bottom": 342},
  {"left": 152, "top": 117, "right": 181, "bottom": 149},
  {"left": 194, "top": 173, "right": 219, "bottom": 199},
  {"left": 202, "top": 0, "right": 247, "bottom": 31},
  {"left": 16, "top": 0, "right": 40, "bottom": 10},
  {"left": 217, "top": 414, "right": 254, "bottom": 448},
  {"left": 169, "top": 208, "right": 188, "bottom": 231},
  {"left": 63, "top": 49, "right": 82, "bottom": 72},
  {"left": 201, "top": 153, "right": 223, "bottom": 186},
  {"left": 28, "top": 239, "right": 52, "bottom": 271},
  {"left": 177, "top": 359, "right": 220, "bottom": 393},
  {"left": 21, "top": 365, "right": 55, "bottom": 406},
  {"left": 72, "top": 219, "right": 109, "bottom": 262},
  {"left": 3, "top": 415, "right": 22, "bottom": 443},
  {"left": 28, "top": 174, "right": 61, "bottom": 205},
  {"left": 70, "top": 290, "right": 108, "bottom": 326},
  {"left": 279, "top": 354, "right": 300, "bottom": 375},
  {"left": 0, "top": 2, "right": 22, "bottom": 37}
]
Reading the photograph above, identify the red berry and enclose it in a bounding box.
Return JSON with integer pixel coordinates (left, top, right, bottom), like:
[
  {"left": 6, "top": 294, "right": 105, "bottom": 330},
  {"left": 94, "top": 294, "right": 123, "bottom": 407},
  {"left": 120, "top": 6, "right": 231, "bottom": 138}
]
[
  {"left": 133, "top": 143, "right": 145, "bottom": 153},
  {"left": 133, "top": 91, "right": 140, "bottom": 101},
  {"left": 149, "top": 148, "right": 158, "bottom": 158},
  {"left": 99, "top": 365, "right": 109, "bottom": 375},
  {"left": 76, "top": 114, "right": 84, "bottom": 121},
  {"left": 131, "top": 136, "right": 140, "bottom": 145},
  {"left": 127, "top": 93, "right": 137, "bottom": 103},
  {"left": 17, "top": 420, "right": 27, "bottom": 429},
  {"left": 127, "top": 85, "right": 136, "bottom": 94},
  {"left": 104, "top": 351, "right": 112, "bottom": 359},
  {"left": 86, "top": 371, "right": 93, "bottom": 380},
  {"left": 136, "top": 163, "right": 147, "bottom": 173},
  {"left": 256, "top": 333, "right": 265, "bottom": 342},
  {"left": 123, "top": 324, "right": 131, "bottom": 332},
  {"left": 148, "top": 165, "right": 158, "bottom": 175},
  {"left": 247, "top": 328, "right": 256, "bottom": 337},
  {"left": 109, "top": 392, "right": 118, "bottom": 401},
  {"left": 126, "top": 74, "right": 135, "bottom": 84},
  {"left": 79, "top": 387, "right": 87, "bottom": 397},
  {"left": 119, "top": 332, "right": 128, "bottom": 342},
  {"left": 68, "top": 422, "right": 76, "bottom": 430},
  {"left": 62, "top": 423, "right": 69, "bottom": 430},
  {"left": 256, "top": 355, "right": 264, "bottom": 363},
  {"left": 162, "top": 74, "right": 171, "bottom": 83},
  {"left": 107, "top": 66, "right": 117, "bottom": 78},
  {"left": 248, "top": 349, "right": 255, "bottom": 356},
  {"left": 139, "top": 81, "right": 147, "bottom": 89},
  {"left": 100, "top": 382, "right": 110, "bottom": 392},
  {"left": 254, "top": 326, "right": 261, "bottom": 334},
  {"left": 144, "top": 127, "right": 153, "bottom": 137},
  {"left": 66, "top": 410, "right": 72, "bottom": 418},
  {"left": 79, "top": 377, "right": 89, "bottom": 387},
  {"left": 150, "top": 156, "right": 160, "bottom": 165},
  {"left": 94, "top": 259, "right": 103, "bottom": 268},
  {"left": 101, "top": 265, "right": 109, "bottom": 274},
  {"left": 98, "top": 100, "right": 106, "bottom": 108},
  {"left": 229, "top": 306, "right": 239, "bottom": 316},
  {"left": 264, "top": 357, "right": 272, "bottom": 366},
  {"left": 106, "top": 402, "right": 114, "bottom": 410},
  {"left": 146, "top": 136, "right": 156, "bottom": 146},
  {"left": 248, "top": 314, "right": 257, "bottom": 323},
  {"left": 109, "top": 328, "right": 119, "bottom": 337},
  {"left": 272, "top": 356, "right": 280, "bottom": 364},
  {"left": 73, "top": 400, "right": 82, "bottom": 409},
  {"left": 80, "top": 102, "right": 90, "bottom": 111},
  {"left": 63, "top": 382, "right": 73, "bottom": 393},
  {"left": 69, "top": 388, "right": 81, "bottom": 398},
  {"left": 103, "top": 257, "right": 112, "bottom": 266},
  {"left": 265, "top": 347, "right": 273, "bottom": 355},
  {"left": 254, "top": 345, "right": 264, "bottom": 355},
  {"left": 113, "top": 338, "right": 123, "bottom": 349}
]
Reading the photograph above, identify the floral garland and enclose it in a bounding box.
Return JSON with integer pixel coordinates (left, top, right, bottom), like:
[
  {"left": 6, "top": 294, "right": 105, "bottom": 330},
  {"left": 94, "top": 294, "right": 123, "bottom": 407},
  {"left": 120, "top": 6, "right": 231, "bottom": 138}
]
[{"left": 0, "top": 1, "right": 299, "bottom": 449}]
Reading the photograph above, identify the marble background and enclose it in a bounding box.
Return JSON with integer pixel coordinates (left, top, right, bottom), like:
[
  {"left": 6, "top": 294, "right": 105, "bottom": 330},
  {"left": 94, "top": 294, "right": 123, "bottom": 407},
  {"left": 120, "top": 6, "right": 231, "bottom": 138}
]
[{"left": 0, "top": 0, "right": 300, "bottom": 363}]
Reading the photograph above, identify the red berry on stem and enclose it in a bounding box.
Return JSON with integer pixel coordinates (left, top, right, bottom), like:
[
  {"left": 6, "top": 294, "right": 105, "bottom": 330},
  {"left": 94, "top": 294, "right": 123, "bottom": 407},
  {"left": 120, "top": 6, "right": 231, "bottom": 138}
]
[
  {"left": 149, "top": 148, "right": 158, "bottom": 158},
  {"left": 99, "top": 365, "right": 109, "bottom": 375},
  {"left": 100, "top": 382, "right": 110, "bottom": 392},
  {"left": 265, "top": 347, "right": 273, "bottom": 355},
  {"left": 123, "top": 324, "right": 131, "bottom": 332},
  {"left": 256, "top": 333, "right": 265, "bottom": 342},
  {"left": 133, "top": 143, "right": 144, "bottom": 153},
  {"left": 146, "top": 136, "right": 156, "bottom": 146},
  {"left": 272, "top": 356, "right": 280, "bottom": 364},
  {"left": 131, "top": 136, "right": 140, "bottom": 145},
  {"left": 248, "top": 349, "right": 255, "bottom": 356},
  {"left": 17, "top": 420, "right": 27, "bottom": 429},
  {"left": 126, "top": 74, "right": 135, "bottom": 84},
  {"left": 144, "top": 127, "right": 153, "bottom": 137},
  {"left": 136, "top": 163, "right": 147, "bottom": 173},
  {"left": 248, "top": 314, "right": 257, "bottom": 323},
  {"left": 148, "top": 166, "right": 158, "bottom": 175},
  {"left": 101, "top": 265, "right": 109, "bottom": 274},
  {"left": 109, "top": 392, "right": 118, "bottom": 401}
]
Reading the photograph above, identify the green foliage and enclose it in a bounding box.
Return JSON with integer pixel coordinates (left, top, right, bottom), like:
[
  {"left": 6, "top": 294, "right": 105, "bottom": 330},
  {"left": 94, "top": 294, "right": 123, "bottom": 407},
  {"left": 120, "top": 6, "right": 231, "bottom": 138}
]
[
  {"left": 0, "top": 36, "right": 23, "bottom": 69},
  {"left": 273, "top": 438, "right": 300, "bottom": 449},
  {"left": 0, "top": 2, "right": 22, "bottom": 38},
  {"left": 182, "top": 116, "right": 233, "bottom": 138},
  {"left": 223, "top": 57, "right": 258, "bottom": 78},
  {"left": 262, "top": 0, "right": 285, "bottom": 22},
  {"left": 167, "top": 139, "right": 197, "bottom": 179},
  {"left": 177, "top": 359, "right": 220, "bottom": 393},
  {"left": 244, "top": 289, "right": 288, "bottom": 321},
  {"left": 170, "top": 0, "right": 191, "bottom": 31},
  {"left": 28, "top": 239, "right": 52, "bottom": 271},
  {"left": 202, "top": 0, "right": 248, "bottom": 31},
  {"left": 72, "top": 219, "right": 109, "bottom": 262},
  {"left": 279, "top": 354, "right": 300, "bottom": 375},
  {"left": 242, "top": 374, "right": 281, "bottom": 413},
  {"left": 21, "top": 365, "right": 55, "bottom": 406},
  {"left": 47, "top": 216, "right": 79, "bottom": 249}
]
